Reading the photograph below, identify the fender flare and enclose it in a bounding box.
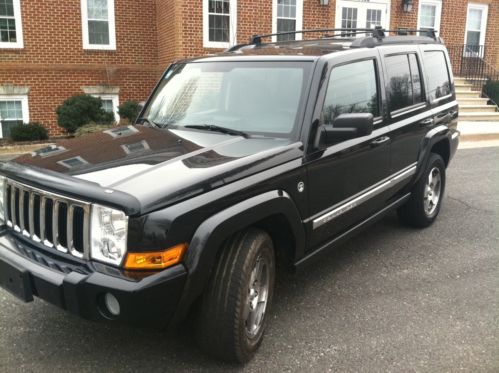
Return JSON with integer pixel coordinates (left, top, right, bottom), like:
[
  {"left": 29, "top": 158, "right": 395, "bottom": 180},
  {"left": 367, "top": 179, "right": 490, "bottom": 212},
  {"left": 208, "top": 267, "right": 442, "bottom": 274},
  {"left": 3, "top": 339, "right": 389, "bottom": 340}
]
[
  {"left": 171, "top": 190, "right": 305, "bottom": 324},
  {"left": 415, "top": 125, "right": 450, "bottom": 182}
]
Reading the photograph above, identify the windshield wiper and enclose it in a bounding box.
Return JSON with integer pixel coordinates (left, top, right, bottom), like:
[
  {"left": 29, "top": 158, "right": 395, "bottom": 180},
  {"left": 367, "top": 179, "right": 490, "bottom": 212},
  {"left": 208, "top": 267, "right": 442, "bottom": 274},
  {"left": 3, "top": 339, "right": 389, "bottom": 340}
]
[{"left": 183, "top": 124, "right": 249, "bottom": 138}]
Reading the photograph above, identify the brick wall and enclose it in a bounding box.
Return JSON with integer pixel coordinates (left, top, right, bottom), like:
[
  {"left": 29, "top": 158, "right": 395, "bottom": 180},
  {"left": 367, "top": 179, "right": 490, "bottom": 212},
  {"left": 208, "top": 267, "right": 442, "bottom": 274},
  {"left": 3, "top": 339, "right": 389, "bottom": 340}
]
[{"left": 0, "top": 0, "right": 162, "bottom": 137}]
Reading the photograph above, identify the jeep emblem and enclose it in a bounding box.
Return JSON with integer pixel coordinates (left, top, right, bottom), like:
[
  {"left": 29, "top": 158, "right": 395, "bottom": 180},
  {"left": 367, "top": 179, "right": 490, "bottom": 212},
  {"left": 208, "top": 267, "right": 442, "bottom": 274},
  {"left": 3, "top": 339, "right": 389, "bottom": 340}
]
[{"left": 297, "top": 181, "right": 305, "bottom": 193}]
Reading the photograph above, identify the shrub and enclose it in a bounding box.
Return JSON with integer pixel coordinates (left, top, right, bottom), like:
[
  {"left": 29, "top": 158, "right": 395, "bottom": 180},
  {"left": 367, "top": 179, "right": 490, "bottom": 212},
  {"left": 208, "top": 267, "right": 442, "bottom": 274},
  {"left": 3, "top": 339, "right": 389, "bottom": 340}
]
[
  {"left": 484, "top": 80, "right": 499, "bottom": 106},
  {"left": 56, "top": 95, "right": 115, "bottom": 133},
  {"left": 74, "top": 123, "right": 113, "bottom": 137},
  {"left": 118, "top": 100, "right": 141, "bottom": 124},
  {"left": 9, "top": 123, "right": 49, "bottom": 142}
]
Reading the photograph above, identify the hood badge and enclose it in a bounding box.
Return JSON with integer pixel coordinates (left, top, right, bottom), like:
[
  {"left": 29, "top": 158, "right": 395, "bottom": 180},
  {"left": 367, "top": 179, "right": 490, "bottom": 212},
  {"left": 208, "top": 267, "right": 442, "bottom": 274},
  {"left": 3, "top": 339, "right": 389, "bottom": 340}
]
[{"left": 297, "top": 181, "right": 305, "bottom": 193}]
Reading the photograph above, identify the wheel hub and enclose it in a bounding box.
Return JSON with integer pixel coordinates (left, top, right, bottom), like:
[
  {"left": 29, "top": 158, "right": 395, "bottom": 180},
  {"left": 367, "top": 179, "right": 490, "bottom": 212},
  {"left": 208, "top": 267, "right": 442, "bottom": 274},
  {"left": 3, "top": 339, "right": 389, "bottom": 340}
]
[
  {"left": 244, "top": 255, "right": 269, "bottom": 338},
  {"left": 424, "top": 166, "right": 442, "bottom": 216}
]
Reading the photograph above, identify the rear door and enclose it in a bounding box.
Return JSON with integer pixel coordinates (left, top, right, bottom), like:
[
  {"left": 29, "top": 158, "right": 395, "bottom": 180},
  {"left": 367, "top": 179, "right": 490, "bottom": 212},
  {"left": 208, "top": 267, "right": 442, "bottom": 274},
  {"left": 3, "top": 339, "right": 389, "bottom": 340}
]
[{"left": 379, "top": 46, "right": 431, "bottom": 174}]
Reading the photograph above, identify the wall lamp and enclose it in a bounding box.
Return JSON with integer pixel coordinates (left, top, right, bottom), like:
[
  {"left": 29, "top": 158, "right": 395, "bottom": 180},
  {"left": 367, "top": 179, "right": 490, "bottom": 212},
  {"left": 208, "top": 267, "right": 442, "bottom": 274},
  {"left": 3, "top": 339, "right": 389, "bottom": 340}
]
[
  {"left": 403, "top": 0, "right": 414, "bottom": 12},
  {"left": 319, "top": 0, "right": 329, "bottom": 5}
]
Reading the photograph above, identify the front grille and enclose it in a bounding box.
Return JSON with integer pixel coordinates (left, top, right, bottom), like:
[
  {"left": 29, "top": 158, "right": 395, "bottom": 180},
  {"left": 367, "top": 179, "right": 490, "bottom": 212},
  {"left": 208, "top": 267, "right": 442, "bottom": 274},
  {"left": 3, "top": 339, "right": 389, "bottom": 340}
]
[{"left": 4, "top": 179, "right": 91, "bottom": 259}]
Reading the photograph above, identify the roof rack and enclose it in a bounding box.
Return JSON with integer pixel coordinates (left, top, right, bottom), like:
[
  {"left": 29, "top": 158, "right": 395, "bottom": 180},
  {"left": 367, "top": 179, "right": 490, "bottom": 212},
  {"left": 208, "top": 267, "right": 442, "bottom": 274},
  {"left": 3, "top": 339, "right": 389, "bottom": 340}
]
[{"left": 247, "top": 26, "right": 439, "bottom": 46}]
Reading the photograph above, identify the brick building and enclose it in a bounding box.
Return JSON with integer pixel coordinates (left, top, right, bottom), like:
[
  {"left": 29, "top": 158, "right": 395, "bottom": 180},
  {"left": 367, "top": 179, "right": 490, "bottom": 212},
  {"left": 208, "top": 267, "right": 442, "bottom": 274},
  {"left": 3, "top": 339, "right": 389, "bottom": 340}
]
[{"left": 0, "top": 0, "right": 498, "bottom": 138}]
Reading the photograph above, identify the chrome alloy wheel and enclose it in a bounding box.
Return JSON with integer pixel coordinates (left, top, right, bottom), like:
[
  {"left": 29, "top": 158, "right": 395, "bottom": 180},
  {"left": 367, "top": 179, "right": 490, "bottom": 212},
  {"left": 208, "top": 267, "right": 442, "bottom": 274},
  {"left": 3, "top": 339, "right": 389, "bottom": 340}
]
[
  {"left": 424, "top": 166, "right": 442, "bottom": 216},
  {"left": 244, "top": 255, "right": 270, "bottom": 338}
]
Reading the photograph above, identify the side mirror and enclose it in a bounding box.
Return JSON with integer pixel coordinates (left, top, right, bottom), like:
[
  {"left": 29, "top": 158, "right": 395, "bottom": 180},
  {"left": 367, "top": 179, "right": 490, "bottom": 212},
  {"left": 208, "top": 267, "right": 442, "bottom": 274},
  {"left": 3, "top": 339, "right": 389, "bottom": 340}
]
[{"left": 314, "top": 113, "right": 374, "bottom": 149}]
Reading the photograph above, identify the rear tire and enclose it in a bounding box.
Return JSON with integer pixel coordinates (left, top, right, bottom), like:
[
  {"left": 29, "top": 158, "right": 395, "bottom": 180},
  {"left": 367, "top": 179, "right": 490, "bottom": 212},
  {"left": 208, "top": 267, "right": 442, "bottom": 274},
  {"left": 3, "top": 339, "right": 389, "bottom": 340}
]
[
  {"left": 398, "top": 153, "right": 446, "bottom": 228},
  {"left": 195, "top": 228, "right": 275, "bottom": 363}
]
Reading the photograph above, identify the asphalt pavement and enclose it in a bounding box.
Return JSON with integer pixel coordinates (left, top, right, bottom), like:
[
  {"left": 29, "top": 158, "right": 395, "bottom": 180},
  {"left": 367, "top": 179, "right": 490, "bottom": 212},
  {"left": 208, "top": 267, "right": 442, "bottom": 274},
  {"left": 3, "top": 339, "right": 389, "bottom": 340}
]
[{"left": 0, "top": 145, "right": 498, "bottom": 372}]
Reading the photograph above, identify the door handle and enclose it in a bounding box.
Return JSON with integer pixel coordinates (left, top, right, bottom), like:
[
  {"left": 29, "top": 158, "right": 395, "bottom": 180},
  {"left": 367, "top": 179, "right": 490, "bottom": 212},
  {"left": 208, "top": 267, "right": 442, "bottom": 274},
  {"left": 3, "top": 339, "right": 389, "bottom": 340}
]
[
  {"left": 370, "top": 136, "right": 390, "bottom": 147},
  {"left": 420, "top": 118, "right": 434, "bottom": 126}
]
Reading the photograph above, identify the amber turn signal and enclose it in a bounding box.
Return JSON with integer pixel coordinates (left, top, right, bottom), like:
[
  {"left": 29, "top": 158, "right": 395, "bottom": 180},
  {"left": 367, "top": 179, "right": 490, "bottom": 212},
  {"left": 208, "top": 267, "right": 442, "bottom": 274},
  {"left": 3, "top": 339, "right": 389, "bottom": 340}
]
[{"left": 124, "top": 243, "right": 188, "bottom": 270}]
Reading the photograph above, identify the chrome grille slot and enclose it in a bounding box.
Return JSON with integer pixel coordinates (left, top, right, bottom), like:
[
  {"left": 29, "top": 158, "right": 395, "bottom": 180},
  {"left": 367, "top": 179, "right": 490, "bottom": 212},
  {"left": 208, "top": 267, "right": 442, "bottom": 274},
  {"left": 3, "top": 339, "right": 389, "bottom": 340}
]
[{"left": 4, "top": 179, "right": 91, "bottom": 259}]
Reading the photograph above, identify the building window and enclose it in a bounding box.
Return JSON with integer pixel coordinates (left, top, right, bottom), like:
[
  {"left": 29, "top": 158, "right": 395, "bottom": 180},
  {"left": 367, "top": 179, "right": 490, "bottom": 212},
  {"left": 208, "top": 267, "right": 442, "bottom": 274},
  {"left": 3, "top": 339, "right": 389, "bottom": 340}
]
[
  {"left": 417, "top": 0, "right": 442, "bottom": 33},
  {"left": 0, "top": 0, "right": 23, "bottom": 49},
  {"left": 81, "top": 0, "right": 116, "bottom": 50},
  {"left": 464, "top": 3, "right": 488, "bottom": 57},
  {"left": 93, "top": 94, "right": 119, "bottom": 122},
  {"left": 272, "top": 0, "right": 303, "bottom": 42},
  {"left": 335, "top": 1, "right": 390, "bottom": 36},
  {"left": 203, "top": 0, "right": 237, "bottom": 48},
  {"left": 0, "top": 95, "right": 29, "bottom": 138}
]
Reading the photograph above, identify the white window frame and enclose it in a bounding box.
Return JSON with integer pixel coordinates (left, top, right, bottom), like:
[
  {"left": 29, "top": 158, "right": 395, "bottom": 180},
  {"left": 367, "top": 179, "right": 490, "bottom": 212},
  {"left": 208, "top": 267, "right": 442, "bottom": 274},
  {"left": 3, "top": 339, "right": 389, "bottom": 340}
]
[
  {"left": 0, "top": 95, "right": 29, "bottom": 138},
  {"left": 417, "top": 0, "right": 442, "bottom": 32},
  {"left": 203, "top": 0, "right": 237, "bottom": 49},
  {"left": 272, "top": 0, "right": 303, "bottom": 42},
  {"left": 81, "top": 0, "right": 116, "bottom": 50},
  {"left": 92, "top": 94, "right": 119, "bottom": 122},
  {"left": 464, "top": 3, "right": 488, "bottom": 58},
  {"left": 0, "top": 0, "right": 23, "bottom": 49}
]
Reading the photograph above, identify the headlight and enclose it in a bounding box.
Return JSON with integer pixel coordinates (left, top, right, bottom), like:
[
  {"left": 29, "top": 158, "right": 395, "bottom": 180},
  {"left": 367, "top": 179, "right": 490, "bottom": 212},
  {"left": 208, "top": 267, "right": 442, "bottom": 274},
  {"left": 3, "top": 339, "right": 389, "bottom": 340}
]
[
  {"left": 90, "top": 204, "right": 128, "bottom": 266},
  {"left": 0, "top": 175, "right": 5, "bottom": 225}
]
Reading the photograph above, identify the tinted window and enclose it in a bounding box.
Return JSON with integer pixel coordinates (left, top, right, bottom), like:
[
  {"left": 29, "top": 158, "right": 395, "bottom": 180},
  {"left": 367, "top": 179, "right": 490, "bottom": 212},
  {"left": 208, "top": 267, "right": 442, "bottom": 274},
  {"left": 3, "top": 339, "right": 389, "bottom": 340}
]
[
  {"left": 322, "top": 60, "right": 379, "bottom": 124},
  {"left": 424, "top": 51, "right": 451, "bottom": 101},
  {"left": 385, "top": 54, "right": 424, "bottom": 112}
]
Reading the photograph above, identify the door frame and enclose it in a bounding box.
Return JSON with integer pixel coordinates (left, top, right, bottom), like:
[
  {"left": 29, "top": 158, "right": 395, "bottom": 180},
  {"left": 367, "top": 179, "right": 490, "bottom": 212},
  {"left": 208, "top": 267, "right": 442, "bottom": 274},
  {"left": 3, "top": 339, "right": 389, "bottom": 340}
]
[
  {"left": 335, "top": 0, "right": 391, "bottom": 32},
  {"left": 463, "top": 2, "right": 489, "bottom": 58}
]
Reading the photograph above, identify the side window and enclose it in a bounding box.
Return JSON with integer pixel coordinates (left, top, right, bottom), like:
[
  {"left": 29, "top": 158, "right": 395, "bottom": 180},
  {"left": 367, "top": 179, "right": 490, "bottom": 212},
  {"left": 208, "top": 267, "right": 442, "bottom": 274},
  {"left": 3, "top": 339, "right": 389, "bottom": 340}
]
[
  {"left": 424, "top": 51, "right": 451, "bottom": 102},
  {"left": 322, "top": 59, "right": 379, "bottom": 124},
  {"left": 385, "top": 54, "right": 424, "bottom": 113}
]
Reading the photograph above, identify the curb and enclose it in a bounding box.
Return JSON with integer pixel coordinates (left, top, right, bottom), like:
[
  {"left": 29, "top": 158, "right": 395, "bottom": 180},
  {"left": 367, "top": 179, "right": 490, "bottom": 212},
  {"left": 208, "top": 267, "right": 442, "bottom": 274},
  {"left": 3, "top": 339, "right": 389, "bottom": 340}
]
[{"left": 459, "top": 133, "right": 499, "bottom": 142}]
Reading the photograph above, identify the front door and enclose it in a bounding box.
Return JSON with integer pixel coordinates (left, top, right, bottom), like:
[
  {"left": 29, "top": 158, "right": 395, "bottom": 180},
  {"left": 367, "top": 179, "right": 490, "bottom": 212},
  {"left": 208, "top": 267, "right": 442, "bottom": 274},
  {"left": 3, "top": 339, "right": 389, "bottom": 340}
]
[
  {"left": 335, "top": 0, "right": 390, "bottom": 32},
  {"left": 305, "top": 52, "right": 391, "bottom": 250}
]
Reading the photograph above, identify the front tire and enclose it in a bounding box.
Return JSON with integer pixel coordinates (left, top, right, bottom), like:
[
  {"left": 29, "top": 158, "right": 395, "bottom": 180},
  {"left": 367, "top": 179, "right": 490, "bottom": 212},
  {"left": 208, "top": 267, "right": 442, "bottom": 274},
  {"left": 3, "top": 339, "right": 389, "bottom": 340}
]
[
  {"left": 398, "top": 153, "right": 446, "bottom": 228},
  {"left": 195, "top": 228, "right": 275, "bottom": 363}
]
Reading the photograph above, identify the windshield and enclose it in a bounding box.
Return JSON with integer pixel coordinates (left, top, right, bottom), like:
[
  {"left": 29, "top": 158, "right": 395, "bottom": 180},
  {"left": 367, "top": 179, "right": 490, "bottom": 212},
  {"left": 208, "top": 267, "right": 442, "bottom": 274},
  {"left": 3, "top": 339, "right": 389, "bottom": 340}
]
[{"left": 143, "top": 61, "right": 312, "bottom": 137}]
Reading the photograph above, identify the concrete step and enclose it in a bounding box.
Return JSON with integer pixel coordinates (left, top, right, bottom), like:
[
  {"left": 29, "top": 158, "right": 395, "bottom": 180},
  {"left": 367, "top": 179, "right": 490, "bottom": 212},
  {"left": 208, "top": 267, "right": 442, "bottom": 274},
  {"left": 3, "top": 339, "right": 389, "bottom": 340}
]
[
  {"left": 458, "top": 97, "right": 490, "bottom": 105},
  {"left": 459, "top": 105, "right": 497, "bottom": 113},
  {"left": 454, "top": 78, "right": 468, "bottom": 84},
  {"left": 456, "top": 90, "right": 482, "bottom": 98},
  {"left": 455, "top": 83, "right": 473, "bottom": 91},
  {"left": 459, "top": 112, "right": 499, "bottom": 121}
]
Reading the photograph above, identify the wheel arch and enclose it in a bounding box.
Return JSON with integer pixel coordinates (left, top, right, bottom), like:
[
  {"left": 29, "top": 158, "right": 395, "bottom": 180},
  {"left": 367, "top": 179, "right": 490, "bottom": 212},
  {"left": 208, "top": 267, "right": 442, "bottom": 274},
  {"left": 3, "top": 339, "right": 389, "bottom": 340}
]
[
  {"left": 170, "top": 190, "right": 305, "bottom": 324},
  {"left": 415, "top": 125, "right": 450, "bottom": 182}
]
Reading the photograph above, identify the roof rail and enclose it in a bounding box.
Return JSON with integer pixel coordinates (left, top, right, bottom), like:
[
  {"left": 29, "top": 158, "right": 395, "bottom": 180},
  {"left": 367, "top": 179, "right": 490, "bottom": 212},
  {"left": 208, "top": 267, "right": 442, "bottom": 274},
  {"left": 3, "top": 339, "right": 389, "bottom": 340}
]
[{"left": 248, "top": 27, "right": 439, "bottom": 46}]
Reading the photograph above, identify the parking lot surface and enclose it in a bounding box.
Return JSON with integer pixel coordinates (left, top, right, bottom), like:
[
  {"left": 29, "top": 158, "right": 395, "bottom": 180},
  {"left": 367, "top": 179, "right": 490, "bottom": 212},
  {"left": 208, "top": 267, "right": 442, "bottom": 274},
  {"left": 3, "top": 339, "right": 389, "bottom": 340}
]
[{"left": 0, "top": 146, "right": 498, "bottom": 372}]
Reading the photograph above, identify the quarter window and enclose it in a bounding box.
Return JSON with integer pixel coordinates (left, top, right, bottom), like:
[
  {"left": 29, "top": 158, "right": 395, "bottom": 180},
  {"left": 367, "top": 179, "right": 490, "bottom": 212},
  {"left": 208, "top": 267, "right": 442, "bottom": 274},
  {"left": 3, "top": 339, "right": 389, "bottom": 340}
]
[
  {"left": 423, "top": 51, "right": 451, "bottom": 102},
  {"left": 273, "top": 0, "right": 303, "bottom": 42},
  {"left": 0, "top": 95, "right": 29, "bottom": 138},
  {"left": 203, "top": 0, "right": 237, "bottom": 48},
  {"left": 81, "top": 0, "right": 116, "bottom": 50},
  {"left": 385, "top": 54, "right": 424, "bottom": 112},
  {"left": 0, "top": 0, "right": 23, "bottom": 48},
  {"left": 322, "top": 60, "right": 379, "bottom": 124}
]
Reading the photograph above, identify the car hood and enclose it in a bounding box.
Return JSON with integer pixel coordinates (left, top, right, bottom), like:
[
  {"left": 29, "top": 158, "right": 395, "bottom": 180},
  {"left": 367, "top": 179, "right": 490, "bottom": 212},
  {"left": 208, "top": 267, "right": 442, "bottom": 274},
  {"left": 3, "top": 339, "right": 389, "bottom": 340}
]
[{"left": 9, "top": 126, "right": 303, "bottom": 213}]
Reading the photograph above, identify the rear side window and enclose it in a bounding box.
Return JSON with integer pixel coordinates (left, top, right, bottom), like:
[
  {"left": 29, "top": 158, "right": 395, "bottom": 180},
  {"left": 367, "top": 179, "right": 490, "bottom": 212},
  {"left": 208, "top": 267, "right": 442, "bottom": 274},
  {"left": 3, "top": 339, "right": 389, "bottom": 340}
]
[
  {"left": 423, "top": 51, "right": 451, "bottom": 102},
  {"left": 385, "top": 54, "right": 424, "bottom": 112},
  {"left": 322, "top": 59, "right": 379, "bottom": 124}
]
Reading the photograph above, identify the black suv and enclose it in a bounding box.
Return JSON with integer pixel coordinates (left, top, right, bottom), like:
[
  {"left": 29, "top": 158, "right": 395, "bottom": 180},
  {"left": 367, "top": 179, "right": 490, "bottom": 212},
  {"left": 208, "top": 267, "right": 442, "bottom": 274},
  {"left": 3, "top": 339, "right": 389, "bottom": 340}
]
[{"left": 0, "top": 28, "right": 459, "bottom": 363}]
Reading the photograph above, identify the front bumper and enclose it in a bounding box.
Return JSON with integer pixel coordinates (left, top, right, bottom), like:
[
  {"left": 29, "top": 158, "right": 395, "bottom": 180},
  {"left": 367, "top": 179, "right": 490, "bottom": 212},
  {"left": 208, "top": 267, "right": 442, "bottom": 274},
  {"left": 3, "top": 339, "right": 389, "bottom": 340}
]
[{"left": 0, "top": 231, "right": 187, "bottom": 327}]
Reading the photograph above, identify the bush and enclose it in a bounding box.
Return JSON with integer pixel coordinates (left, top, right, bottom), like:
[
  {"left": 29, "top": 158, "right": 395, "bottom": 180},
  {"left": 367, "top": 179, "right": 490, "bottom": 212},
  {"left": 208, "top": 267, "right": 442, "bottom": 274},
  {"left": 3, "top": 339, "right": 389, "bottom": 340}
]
[
  {"left": 484, "top": 80, "right": 499, "bottom": 106},
  {"left": 9, "top": 123, "right": 49, "bottom": 142},
  {"left": 118, "top": 100, "right": 141, "bottom": 124},
  {"left": 74, "top": 123, "right": 113, "bottom": 137},
  {"left": 56, "top": 95, "right": 115, "bottom": 133}
]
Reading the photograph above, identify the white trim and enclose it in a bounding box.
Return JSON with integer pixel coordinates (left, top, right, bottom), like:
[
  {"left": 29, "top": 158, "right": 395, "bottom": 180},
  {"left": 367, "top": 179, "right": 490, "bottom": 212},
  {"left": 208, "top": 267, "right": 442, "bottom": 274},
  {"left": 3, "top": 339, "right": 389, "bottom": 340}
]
[
  {"left": 335, "top": 0, "right": 391, "bottom": 33},
  {"left": 203, "top": 0, "right": 237, "bottom": 48},
  {"left": 91, "top": 94, "right": 120, "bottom": 122},
  {"left": 0, "top": 94, "right": 29, "bottom": 138},
  {"left": 417, "top": 0, "right": 442, "bottom": 33},
  {"left": 0, "top": 0, "right": 24, "bottom": 49},
  {"left": 81, "top": 0, "right": 116, "bottom": 50},
  {"left": 272, "top": 0, "right": 303, "bottom": 42},
  {"left": 464, "top": 3, "right": 488, "bottom": 57}
]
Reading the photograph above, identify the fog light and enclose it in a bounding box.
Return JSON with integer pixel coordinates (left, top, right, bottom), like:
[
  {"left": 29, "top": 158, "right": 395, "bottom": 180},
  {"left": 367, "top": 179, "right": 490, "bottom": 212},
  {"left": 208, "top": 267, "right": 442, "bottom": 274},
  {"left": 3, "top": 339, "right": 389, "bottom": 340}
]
[{"left": 104, "top": 293, "right": 121, "bottom": 317}]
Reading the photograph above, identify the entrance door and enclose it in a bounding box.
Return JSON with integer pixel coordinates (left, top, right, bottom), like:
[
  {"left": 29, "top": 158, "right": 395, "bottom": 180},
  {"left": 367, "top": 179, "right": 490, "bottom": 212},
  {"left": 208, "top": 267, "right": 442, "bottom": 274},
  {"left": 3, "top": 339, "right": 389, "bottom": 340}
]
[{"left": 335, "top": 0, "right": 390, "bottom": 33}]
